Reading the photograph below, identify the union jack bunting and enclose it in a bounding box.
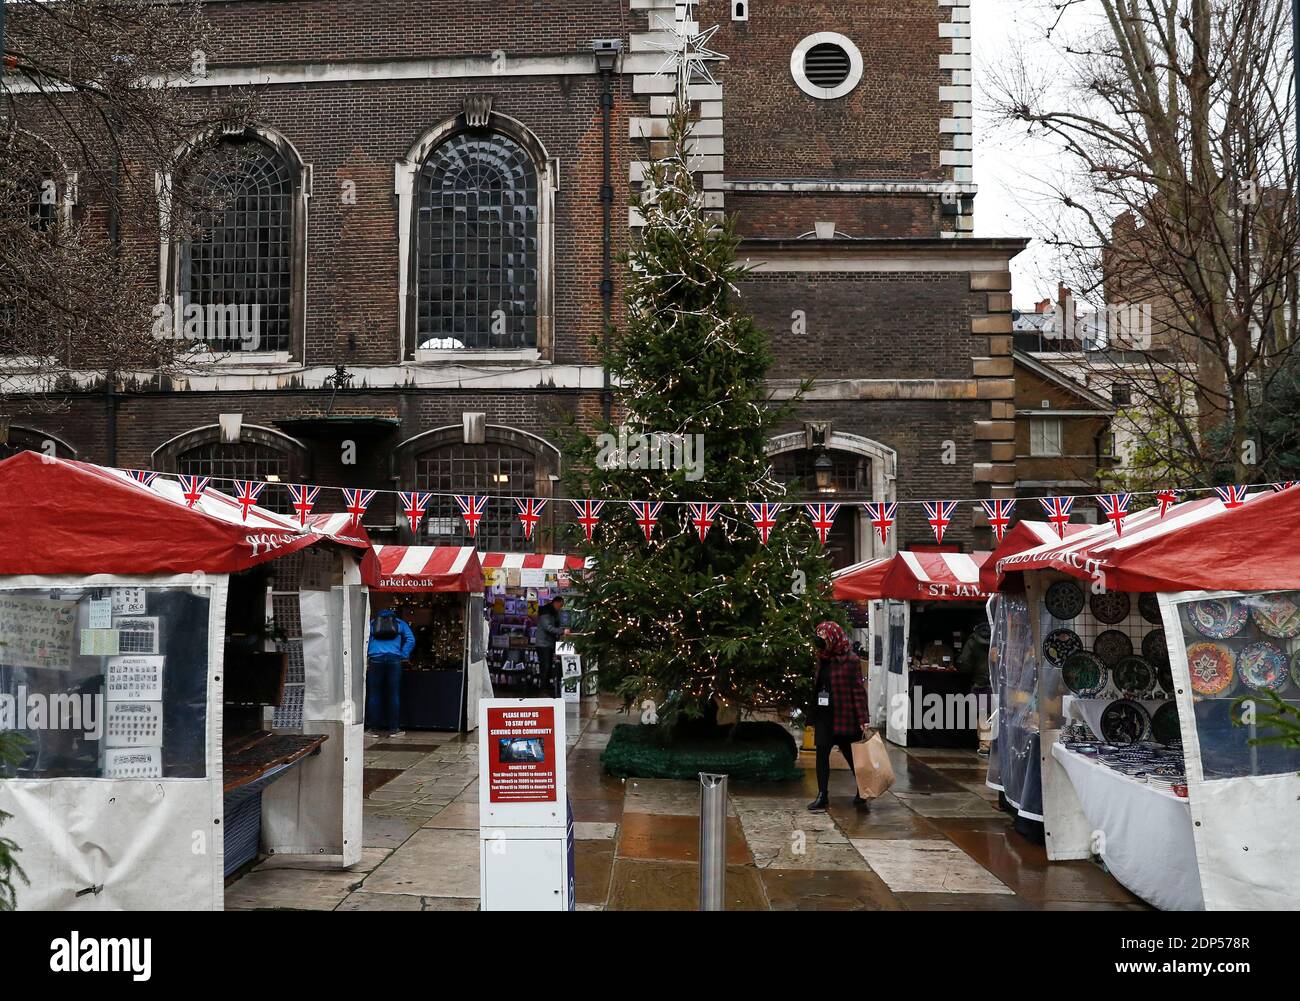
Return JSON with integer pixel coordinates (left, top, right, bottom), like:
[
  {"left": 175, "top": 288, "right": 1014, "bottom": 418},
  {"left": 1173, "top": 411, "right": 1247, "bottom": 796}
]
[
  {"left": 1155, "top": 489, "right": 1182, "bottom": 518},
  {"left": 980, "top": 499, "right": 1016, "bottom": 542},
  {"left": 455, "top": 495, "right": 489, "bottom": 538},
  {"left": 400, "top": 491, "right": 432, "bottom": 534},
  {"left": 570, "top": 499, "right": 605, "bottom": 542},
  {"left": 515, "top": 498, "right": 548, "bottom": 541},
  {"left": 286, "top": 484, "right": 321, "bottom": 526},
  {"left": 804, "top": 502, "right": 840, "bottom": 545},
  {"left": 689, "top": 502, "right": 721, "bottom": 542},
  {"left": 628, "top": 501, "right": 665, "bottom": 542},
  {"left": 923, "top": 500, "right": 958, "bottom": 545},
  {"left": 747, "top": 502, "right": 782, "bottom": 545},
  {"left": 1040, "top": 495, "right": 1075, "bottom": 538},
  {"left": 1272, "top": 481, "right": 1297, "bottom": 492},
  {"left": 126, "top": 469, "right": 159, "bottom": 487},
  {"left": 234, "top": 480, "right": 266, "bottom": 522},
  {"left": 178, "top": 475, "right": 209, "bottom": 510},
  {"left": 1215, "top": 484, "right": 1249, "bottom": 509},
  {"left": 864, "top": 501, "right": 897, "bottom": 546},
  {"left": 1096, "top": 493, "right": 1132, "bottom": 536},
  {"left": 343, "top": 488, "right": 376, "bottom": 527}
]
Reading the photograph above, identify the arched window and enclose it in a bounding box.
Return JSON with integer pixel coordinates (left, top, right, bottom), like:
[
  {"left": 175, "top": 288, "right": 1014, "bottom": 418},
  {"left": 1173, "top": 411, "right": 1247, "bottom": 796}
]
[
  {"left": 773, "top": 449, "right": 868, "bottom": 570},
  {"left": 416, "top": 443, "right": 540, "bottom": 551},
  {"left": 155, "top": 424, "right": 308, "bottom": 517},
  {"left": 414, "top": 132, "right": 539, "bottom": 352},
  {"left": 173, "top": 132, "right": 304, "bottom": 356}
]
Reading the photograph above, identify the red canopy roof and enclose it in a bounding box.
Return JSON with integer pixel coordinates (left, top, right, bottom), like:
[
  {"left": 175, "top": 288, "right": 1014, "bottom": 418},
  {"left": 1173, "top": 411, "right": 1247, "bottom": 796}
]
[
  {"left": 834, "top": 551, "right": 992, "bottom": 602},
  {"left": 978, "top": 521, "right": 1090, "bottom": 592},
  {"left": 831, "top": 557, "right": 891, "bottom": 601},
  {"left": 0, "top": 451, "right": 368, "bottom": 576},
  {"left": 480, "top": 552, "right": 591, "bottom": 571},
  {"left": 992, "top": 489, "right": 1300, "bottom": 593},
  {"left": 364, "top": 546, "right": 484, "bottom": 592}
]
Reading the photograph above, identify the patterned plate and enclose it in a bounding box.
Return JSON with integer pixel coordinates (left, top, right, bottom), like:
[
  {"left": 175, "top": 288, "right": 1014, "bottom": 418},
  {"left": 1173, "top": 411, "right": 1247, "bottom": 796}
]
[
  {"left": 1151, "top": 701, "right": 1181, "bottom": 745},
  {"left": 1236, "top": 641, "right": 1290, "bottom": 693},
  {"left": 1250, "top": 593, "right": 1300, "bottom": 639},
  {"left": 1090, "top": 590, "right": 1132, "bottom": 624},
  {"left": 1094, "top": 629, "right": 1134, "bottom": 666},
  {"left": 1100, "top": 700, "right": 1151, "bottom": 745},
  {"left": 1113, "top": 655, "right": 1155, "bottom": 697},
  {"left": 1061, "top": 651, "right": 1108, "bottom": 697},
  {"left": 1186, "top": 598, "right": 1249, "bottom": 639},
  {"left": 1043, "top": 628, "right": 1084, "bottom": 667},
  {"left": 1186, "top": 642, "right": 1235, "bottom": 696},
  {"left": 1156, "top": 659, "right": 1174, "bottom": 695},
  {"left": 1138, "top": 591, "right": 1163, "bottom": 624},
  {"left": 1045, "top": 580, "right": 1086, "bottom": 620},
  {"left": 1141, "top": 628, "right": 1169, "bottom": 667}
]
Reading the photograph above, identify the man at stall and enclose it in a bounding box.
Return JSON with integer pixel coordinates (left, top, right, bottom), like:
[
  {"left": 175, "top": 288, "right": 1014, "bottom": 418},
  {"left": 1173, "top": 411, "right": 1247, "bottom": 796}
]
[
  {"left": 367, "top": 608, "right": 415, "bottom": 737},
  {"left": 535, "top": 595, "right": 571, "bottom": 698}
]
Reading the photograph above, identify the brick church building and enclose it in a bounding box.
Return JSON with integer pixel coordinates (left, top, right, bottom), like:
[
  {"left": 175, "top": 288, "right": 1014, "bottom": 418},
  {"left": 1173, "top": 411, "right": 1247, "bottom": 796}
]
[{"left": 5, "top": 0, "right": 1024, "bottom": 566}]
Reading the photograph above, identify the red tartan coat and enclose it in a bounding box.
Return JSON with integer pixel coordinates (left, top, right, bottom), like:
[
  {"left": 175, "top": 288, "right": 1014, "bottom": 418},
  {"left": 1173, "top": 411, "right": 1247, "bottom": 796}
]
[{"left": 818, "top": 652, "right": 869, "bottom": 736}]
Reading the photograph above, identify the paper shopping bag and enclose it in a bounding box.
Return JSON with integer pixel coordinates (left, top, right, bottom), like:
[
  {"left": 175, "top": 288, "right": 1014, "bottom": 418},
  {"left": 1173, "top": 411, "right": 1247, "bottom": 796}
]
[{"left": 852, "top": 730, "right": 896, "bottom": 801}]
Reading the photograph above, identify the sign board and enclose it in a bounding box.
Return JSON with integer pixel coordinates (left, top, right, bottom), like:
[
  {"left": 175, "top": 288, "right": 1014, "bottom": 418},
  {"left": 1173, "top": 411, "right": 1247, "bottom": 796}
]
[
  {"left": 483, "top": 702, "right": 561, "bottom": 807},
  {"left": 0, "top": 594, "right": 76, "bottom": 670}
]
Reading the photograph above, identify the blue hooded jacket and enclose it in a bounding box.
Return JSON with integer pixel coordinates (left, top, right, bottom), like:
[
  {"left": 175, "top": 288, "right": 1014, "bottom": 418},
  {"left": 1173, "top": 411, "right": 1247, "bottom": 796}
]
[{"left": 368, "top": 609, "right": 415, "bottom": 660}]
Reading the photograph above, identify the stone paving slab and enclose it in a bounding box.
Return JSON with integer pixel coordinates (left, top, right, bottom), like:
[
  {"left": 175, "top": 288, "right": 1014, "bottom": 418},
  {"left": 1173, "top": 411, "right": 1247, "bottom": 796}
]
[
  {"left": 606, "top": 859, "right": 767, "bottom": 911},
  {"left": 849, "top": 839, "right": 1014, "bottom": 895},
  {"left": 362, "top": 828, "right": 480, "bottom": 898},
  {"left": 225, "top": 868, "right": 364, "bottom": 911},
  {"left": 624, "top": 777, "right": 738, "bottom": 816},
  {"left": 761, "top": 868, "right": 903, "bottom": 911},
  {"left": 254, "top": 846, "right": 390, "bottom": 874},
  {"left": 891, "top": 791, "right": 1005, "bottom": 818},
  {"left": 362, "top": 811, "right": 426, "bottom": 850}
]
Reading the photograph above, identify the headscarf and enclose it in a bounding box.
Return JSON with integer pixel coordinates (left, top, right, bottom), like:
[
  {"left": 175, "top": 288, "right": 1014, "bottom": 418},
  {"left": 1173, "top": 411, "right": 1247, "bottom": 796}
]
[{"left": 814, "top": 620, "right": 850, "bottom": 658}]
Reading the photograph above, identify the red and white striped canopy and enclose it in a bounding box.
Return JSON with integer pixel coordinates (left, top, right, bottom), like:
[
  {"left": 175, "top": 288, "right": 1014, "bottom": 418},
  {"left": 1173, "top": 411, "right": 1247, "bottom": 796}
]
[
  {"left": 831, "top": 557, "right": 891, "bottom": 602},
  {"left": 364, "top": 546, "right": 484, "bottom": 592},
  {"left": 481, "top": 552, "right": 592, "bottom": 571},
  {"left": 978, "top": 521, "right": 1091, "bottom": 593},
  {"left": 992, "top": 489, "right": 1300, "bottom": 593},
  {"left": 880, "top": 550, "right": 993, "bottom": 601}
]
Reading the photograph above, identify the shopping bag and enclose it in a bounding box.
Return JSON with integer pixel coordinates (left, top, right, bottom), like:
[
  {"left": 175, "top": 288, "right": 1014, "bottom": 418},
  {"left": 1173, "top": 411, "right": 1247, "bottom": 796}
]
[{"left": 852, "top": 729, "right": 896, "bottom": 801}]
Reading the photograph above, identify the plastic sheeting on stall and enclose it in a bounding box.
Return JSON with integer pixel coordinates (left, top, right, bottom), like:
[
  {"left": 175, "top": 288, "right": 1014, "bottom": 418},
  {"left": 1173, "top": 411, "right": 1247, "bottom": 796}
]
[{"left": 985, "top": 593, "right": 1044, "bottom": 821}]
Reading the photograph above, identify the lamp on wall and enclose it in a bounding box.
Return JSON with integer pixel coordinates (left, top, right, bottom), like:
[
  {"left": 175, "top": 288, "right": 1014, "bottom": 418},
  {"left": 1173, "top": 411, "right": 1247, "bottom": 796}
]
[{"left": 814, "top": 451, "right": 835, "bottom": 494}]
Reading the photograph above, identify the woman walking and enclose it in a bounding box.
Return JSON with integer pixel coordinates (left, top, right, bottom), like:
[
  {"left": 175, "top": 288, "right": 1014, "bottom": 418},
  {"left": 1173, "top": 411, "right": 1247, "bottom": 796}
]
[{"left": 808, "top": 620, "right": 870, "bottom": 812}]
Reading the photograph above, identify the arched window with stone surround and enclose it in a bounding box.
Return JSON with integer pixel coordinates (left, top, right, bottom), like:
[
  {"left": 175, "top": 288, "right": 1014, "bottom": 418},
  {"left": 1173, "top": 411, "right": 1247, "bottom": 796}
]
[{"left": 154, "top": 424, "right": 308, "bottom": 517}]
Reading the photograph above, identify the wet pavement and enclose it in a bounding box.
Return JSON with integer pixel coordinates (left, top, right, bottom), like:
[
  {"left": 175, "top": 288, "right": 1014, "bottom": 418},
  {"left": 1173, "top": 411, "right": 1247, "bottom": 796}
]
[{"left": 225, "top": 696, "right": 1149, "bottom": 911}]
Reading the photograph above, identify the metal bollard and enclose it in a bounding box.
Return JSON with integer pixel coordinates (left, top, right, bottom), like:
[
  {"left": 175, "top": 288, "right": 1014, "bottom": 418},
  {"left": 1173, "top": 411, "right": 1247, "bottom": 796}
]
[{"left": 698, "top": 772, "right": 728, "bottom": 911}]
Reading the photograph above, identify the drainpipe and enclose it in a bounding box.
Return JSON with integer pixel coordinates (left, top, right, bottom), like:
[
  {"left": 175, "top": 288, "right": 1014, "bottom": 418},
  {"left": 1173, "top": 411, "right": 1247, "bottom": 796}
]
[
  {"left": 105, "top": 111, "right": 122, "bottom": 466},
  {"left": 593, "top": 40, "right": 622, "bottom": 424}
]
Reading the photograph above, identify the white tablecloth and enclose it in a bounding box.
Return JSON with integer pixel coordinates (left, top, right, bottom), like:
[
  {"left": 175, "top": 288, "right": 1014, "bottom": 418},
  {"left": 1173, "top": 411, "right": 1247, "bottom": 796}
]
[{"left": 1051, "top": 743, "right": 1204, "bottom": 910}]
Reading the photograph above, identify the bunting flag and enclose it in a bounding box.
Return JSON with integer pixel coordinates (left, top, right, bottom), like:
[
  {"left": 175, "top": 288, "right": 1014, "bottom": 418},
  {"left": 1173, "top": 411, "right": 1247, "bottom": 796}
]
[
  {"left": 804, "top": 502, "right": 840, "bottom": 545},
  {"left": 178, "top": 475, "right": 209, "bottom": 510},
  {"left": 234, "top": 480, "right": 266, "bottom": 522},
  {"left": 747, "top": 502, "right": 782, "bottom": 545},
  {"left": 515, "top": 497, "right": 548, "bottom": 541},
  {"left": 1096, "top": 492, "right": 1132, "bottom": 536},
  {"left": 455, "top": 495, "right": 489, "bottom": 538},
  {"left": 1273, "top": 481, "right": 1296, "bottom": 492},
  {"left": 689, "top": 502, "right": 721, "bottom": 542},
  {"left": 400, "top": 491, "right": 432, "bottom": 533},
  {"left": 923, "top": 500, "right": 958, "bottom": 545},
  {"left": 1040, "top": 495, "right": 1075, "bottom": 538},
  {"left": 343, "top": 488, "right": 376, "bottom": 527},
  {"left": 570, "top": 499, "right": 605, "bottom": 542},
  {"left": 980, "top": 499, "right": 1016, "bottom": 542},
  {"left": 286, "top": 484, "right": 321, "bottom": 526},
  {"left": 1155, "top": 489, "right": 1182, "bottom": 518},
  {"left": 1215, "top": 484, "right": 1249, "bottom": 509},
  {"left": 126, "top": 469, "right": 159, "bottom": 487},
  {"left": 628, "top": 501, "right": 665, "bottom": 542},
  {"left": 864, "top": 501, "right": 897, "bottom": 546}
]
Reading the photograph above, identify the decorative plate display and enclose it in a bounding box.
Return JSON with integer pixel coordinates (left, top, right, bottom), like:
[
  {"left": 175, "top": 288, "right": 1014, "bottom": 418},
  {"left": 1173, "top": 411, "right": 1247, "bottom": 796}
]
[
  {"left": 1236, "top": 641, "right": 1290, "bottom": 693},
  {"left": 1061, "top": 651, "right": 1108, "bottom": 697},
  {"left": 1138, "top": 591, "right": 1163, "bottom": 624},
  {"left": 1249, "top": 593, "right": 1300, "bottom": 639},
  {"left": 1045, "top": 580, "right": 1085, "bottom": 620},
  {"left": 1293, "top": 649, "right": 1300, "bottom": 690},
  {"left": 1094, "top": 629, "right": 1134, "bottom": 666},
  {"left": 1141, "top": 628, "right": 1170, "bottom": 667},
  {"left": 1043, "top": 628, "right": 1084, "bottom": 667},
  {"left": 1186, "top": 598, "right": 1248, "bottom": 639},
  {"left": 1112, "top": 655, "right": 1155, "bottom": 697},
  {"left": 1186, "top": 642, "right": 1235, "bottom": 696},
  {"left": 1156, "top": 659, "right": 1174, "bottom": 695},
  {"left": 1090, "top": 590, "right": 1132, "bottom": 624},
  {"left": 1100, "top": 700, "right": 1151, "bottom": 745}
]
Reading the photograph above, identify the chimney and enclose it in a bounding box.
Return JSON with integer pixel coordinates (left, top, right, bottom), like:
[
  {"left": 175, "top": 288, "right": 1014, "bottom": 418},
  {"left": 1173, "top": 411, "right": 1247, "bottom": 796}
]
[{"left": 1035, "top": 298, "right": 1052, "bottom": 314}]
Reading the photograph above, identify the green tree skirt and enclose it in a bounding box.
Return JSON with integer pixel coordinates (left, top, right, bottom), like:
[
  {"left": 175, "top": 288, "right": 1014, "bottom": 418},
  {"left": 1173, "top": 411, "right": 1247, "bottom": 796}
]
[{"left": 600, "top": 722, "right": 800, "bottom": 782}]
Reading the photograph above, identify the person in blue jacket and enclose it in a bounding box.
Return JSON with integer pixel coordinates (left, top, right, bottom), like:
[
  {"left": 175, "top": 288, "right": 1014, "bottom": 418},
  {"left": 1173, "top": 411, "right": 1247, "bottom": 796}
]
[{"left": 367, "top": 608, "right": 415, "bottom": 736}]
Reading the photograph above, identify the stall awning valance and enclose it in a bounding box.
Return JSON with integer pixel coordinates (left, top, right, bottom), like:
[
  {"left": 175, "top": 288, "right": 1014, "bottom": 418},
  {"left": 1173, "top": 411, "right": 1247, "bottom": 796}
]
[
  {"left": 0, "top": 451, "right": 368, "bottom": 576},
  {"left": 364, "top": 545, "right": 484, "bottom": 592},
  {"left": 880, "top": 550, "right": 993, "bottom": 601},
  {"left": 481, "top": 552, "right": 592, "bottom": 571},
  {"left": 978, "top": 521, "right": 1091, "bottom": 593}
]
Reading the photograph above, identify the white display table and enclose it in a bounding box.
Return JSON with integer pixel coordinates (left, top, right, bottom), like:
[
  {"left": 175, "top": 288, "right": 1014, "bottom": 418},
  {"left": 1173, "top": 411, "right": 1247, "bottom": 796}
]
[{"left": 1051, "top": 743, "right": 1204, "bottom": 911}]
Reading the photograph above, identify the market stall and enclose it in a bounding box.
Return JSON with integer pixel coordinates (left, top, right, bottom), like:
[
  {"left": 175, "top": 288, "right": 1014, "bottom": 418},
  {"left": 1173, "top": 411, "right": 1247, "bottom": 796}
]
[
  {"left": 0, "top": 452, "right": 370, "bottom": 910},
  {"left": 363, "top": 545, "right": 488, "bottom": 731},
  {"left": 992, "top": 490, "right": 1300, "bottom": 910}
]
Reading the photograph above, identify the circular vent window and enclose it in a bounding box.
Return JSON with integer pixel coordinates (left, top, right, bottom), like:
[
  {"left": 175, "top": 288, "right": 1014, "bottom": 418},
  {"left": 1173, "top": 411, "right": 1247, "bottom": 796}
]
[{"left": 791, "top": 33, "right": 863, "bottom": 100}]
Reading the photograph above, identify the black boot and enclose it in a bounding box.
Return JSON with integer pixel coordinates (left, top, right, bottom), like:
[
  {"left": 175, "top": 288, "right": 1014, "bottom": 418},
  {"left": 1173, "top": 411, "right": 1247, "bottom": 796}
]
[
  {"left": 807, "top": 792, "right": 829, "bottom": 812},
  {"left": 853, "top": 793, "right": 868, "bottom": 806}
]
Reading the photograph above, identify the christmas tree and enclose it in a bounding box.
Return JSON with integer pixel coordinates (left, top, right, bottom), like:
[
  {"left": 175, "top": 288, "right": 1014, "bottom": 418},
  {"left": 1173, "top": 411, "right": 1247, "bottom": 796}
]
[{"left": 564, "top": 108, "right": 841, "bottom": 729}]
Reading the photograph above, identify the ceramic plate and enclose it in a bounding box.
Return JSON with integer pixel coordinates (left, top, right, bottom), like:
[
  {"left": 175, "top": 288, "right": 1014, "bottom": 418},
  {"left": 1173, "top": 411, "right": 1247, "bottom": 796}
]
[
  {"left": 1094, "top": 629, "right": 1134, "bottom": 666},
  {"left": 1138, "top": 591, "right": 1163, "bottom": 625},
  {"left": 1186, "top": 598, "right": 1248, "bottom": 639},
  {"left": 1141, "top": 628, "right": 1169, "bottom": 667},
  {"left": 1045, "top": 580, "right": 1085, "bottom": 620},
  {"left": 1043, "top": 628, "right": 1084, "bottom": 667},
  {"left": 1293, "top": 650, "right": 1300, "bottom": 691},
  {"left": 1100, "top": 700, "right": 1151, "bottom": 745},
  {"left": 1090, "top": 590, "right": 1132, "bottom": 625},
  {"left": 1061, "top": 651, "right": 1108, "bottom": 697},
  {"left": 1250, "top": 593, "right": 1300, "bottom": 639},
  {"left": 1186, "top": 641, "right": 1235, "bottom": 696},
  {"left": 1156, "top": 658, "right": 1174, "bottom": 696},
  {"left": 1112, "top": 655, "right": 1155, "bottom": 697},
  {"left": 1236, "top": 641, "right": 1290, "bottom": 693}
]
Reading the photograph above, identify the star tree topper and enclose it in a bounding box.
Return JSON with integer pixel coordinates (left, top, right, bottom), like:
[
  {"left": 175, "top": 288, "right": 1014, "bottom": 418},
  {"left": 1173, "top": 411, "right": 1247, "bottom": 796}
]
[{"left": 650, "top": 0, "right": 728, "bottom": 107}]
